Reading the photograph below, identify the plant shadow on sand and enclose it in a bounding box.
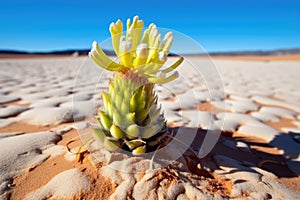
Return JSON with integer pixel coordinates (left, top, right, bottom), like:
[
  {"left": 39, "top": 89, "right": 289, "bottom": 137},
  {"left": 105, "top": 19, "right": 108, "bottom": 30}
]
[{"left": 169, "top": 127, "right": 300, "bottom": 178}]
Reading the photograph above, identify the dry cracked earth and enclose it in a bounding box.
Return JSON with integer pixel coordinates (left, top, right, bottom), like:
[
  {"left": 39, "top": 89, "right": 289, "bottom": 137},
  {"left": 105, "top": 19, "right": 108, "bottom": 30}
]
[{"left": 0, "top": 57, "right": 300, "bottom": 199}]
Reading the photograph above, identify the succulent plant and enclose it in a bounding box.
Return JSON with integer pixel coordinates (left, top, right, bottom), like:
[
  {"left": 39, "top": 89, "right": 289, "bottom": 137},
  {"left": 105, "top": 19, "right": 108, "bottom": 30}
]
[{"left": 89, "top": 16, "right": 183, "bottom": 155}]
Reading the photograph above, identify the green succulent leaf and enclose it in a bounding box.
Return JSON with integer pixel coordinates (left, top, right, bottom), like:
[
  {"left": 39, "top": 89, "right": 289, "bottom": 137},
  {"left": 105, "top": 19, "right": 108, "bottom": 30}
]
[
  {"left": 110, "top": 124, "right": 126, "bottom": 139},
  {"left": 98, "top": 110, "right": 112, "bottom": 130},
  {"left": 104, "top": 138, "right": 120, "bottom": 151},
  {"left": 126, "top": 124, "right": 140, "bottom": 138},
  {"left": 148, "top": 138, "right": 161, "bottom": 147},
  {"left": 92, "top": 128, "right": 106, "bottom": 142},
  {"left": 141, "top": 124, "right": 160, "bottom": 139},
  {"left": 162, "top": 57, "right": 184, "bottom": 73},
  {"left": 132, "top": 145, "right": 146, "bottom": 155},
  {"left": 125, "top": 139, "right": 144, "bottom": 150}
]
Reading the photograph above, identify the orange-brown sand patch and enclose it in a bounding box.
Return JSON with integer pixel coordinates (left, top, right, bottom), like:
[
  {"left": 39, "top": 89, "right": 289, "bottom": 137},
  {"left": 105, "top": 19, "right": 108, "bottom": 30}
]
[
  {"left": 0, "top": 122, "right": 58, "bottom": 133},
  {"left": 235, "top": 133, "right": 282, "bottom": 155},
  {"left": 58, "top": 128, "right": 83, "bottom": 150},
  {"left": 11, "top": 154, "right": 115, "bottom": 200},
  {"left": 9, "top": 127, "right": 115, "bottom": 200},
  {"left": 197, "top": 101, "right": 224, "bottom": 114},
  {"left": 266, "top": 117, "right": 298, "bottom": 132},
  {"left": 277, "top": 177, "right": 300, "bottom": 192},
  {"left": 254, "top": 96, "right": 298, "bottom": 111},
  {"left": 79, "top": 159, "right": 116, "bottom": 200},
  {"left": 11, "top": 155, "right": 75, "bottom": 199},
  {"left": 194, "top": 175, "right": 232, "bottom": 197}
]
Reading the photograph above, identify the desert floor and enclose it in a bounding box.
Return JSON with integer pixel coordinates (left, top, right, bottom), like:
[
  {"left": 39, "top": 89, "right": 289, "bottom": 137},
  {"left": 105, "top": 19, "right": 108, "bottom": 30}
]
[{"left": 0, "top": 55, "right": 300, "bottom": 200}]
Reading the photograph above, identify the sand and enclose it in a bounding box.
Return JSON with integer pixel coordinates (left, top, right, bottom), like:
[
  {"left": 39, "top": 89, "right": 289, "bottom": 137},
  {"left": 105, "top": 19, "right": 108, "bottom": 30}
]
[{"left": 0, "top": 56, "right": 300, "bottom": 199}]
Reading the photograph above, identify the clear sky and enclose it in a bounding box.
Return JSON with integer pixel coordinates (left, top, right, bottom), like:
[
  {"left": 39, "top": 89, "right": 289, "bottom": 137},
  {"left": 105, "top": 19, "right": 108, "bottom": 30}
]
[{"left": 1, "top": 0, "right": 300, "bottom": 53}]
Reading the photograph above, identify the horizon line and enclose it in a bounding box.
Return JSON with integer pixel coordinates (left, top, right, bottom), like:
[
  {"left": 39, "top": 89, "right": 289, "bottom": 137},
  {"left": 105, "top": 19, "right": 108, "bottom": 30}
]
[{"left": 1, "top": 47, "right": 300, "bottom": 56}]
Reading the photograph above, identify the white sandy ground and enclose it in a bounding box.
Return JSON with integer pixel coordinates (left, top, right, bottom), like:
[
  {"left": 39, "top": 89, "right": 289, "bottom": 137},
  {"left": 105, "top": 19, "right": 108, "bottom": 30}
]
[{"left": 0, "top": 57, "right": 300, "bottom": 199}]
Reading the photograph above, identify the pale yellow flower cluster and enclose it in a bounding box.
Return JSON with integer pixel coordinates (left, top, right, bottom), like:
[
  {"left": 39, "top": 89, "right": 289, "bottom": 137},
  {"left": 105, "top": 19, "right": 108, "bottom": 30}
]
[{"left": 89, "top": 16, "right": 183, "bottom": 84}]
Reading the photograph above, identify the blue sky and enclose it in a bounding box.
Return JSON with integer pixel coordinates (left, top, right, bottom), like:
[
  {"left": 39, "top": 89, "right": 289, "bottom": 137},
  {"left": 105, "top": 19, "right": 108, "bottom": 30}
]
[{"left": 1, "top": 0, "right": 300, "bottom": 53}]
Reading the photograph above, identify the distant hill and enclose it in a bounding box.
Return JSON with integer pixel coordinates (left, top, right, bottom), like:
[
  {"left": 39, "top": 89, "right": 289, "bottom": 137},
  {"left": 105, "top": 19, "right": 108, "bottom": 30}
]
[
  {"left": 0, "top": 49, "right": 116, "bottom": 56},
  {"left": 1, "top": 48, "right": 300, "bottom": 57}
]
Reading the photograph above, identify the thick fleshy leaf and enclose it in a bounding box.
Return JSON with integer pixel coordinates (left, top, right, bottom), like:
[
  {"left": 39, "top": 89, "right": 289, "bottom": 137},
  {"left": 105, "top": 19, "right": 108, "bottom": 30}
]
[
  {"left": 126, "top": 16, "right": 144, "bottom": 51},
  {"left": 125, "top": 139, "right": 144, "bottom": 150},
  {"left": 162, "top": 57, "right": 184, "bottom": 73},
  {"left": 141, "top": 25, "right": 150, "bottom": 44},
  {"left": 110, "top": 124, "right": 125, "bottom": 139},
  {"left": 92, "top": 128, "right": 106, "bottom": 142},
  {"left": 141, "top": 124, "right": 161, "bottom": 139},
  {"left": 126, "top": 124, "right": 139, "bottom": 138},
  {"left": 129, "top": 93, "right": 138, "bottom": 112},
  {"left": 102, "top": 92, "right": 112, "bottom": 117},
  {"left": 148, "top": 137, "right": 161, "bottom": 146},
  {"left": 148, "top": 71, "right": 179, "bottom": 84},
  {"left": 112, "top": 110, "right": 123, "bottom": 128},
  {"left": 133, "top": 43, "right": 149, "bottom": 67},
  {"left": 119, "top": 36, "right": 133, "bottom": 67},
  {"left": 159, "top": 32, "right": 173, "bottom": 55},
  {"left": 104, "top": 138, "right": 120, "bottom": 151},
  {"left": 98, "top": 110, "right": 112, "bottom": 130},
  {"left": 109, "top": 19, "right": 123, "bottom": 56},
  {"left": 89, "top": 41, "right": 123, "bottom": 71},
  {"left": 132, "top": 145, "right": 146, "bottom": 155}
]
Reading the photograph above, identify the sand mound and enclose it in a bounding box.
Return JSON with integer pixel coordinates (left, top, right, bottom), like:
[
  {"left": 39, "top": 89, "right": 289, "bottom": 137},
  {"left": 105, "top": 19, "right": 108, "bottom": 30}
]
[{"left": 25, "top": 168, "right": 89, "bottom": 200}]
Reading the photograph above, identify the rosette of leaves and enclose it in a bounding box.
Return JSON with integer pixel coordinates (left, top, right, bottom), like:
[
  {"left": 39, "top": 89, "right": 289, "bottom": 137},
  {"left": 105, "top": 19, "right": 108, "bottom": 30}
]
[{"left": 89, "top": 16, "right": 183, "bottom": 155}]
